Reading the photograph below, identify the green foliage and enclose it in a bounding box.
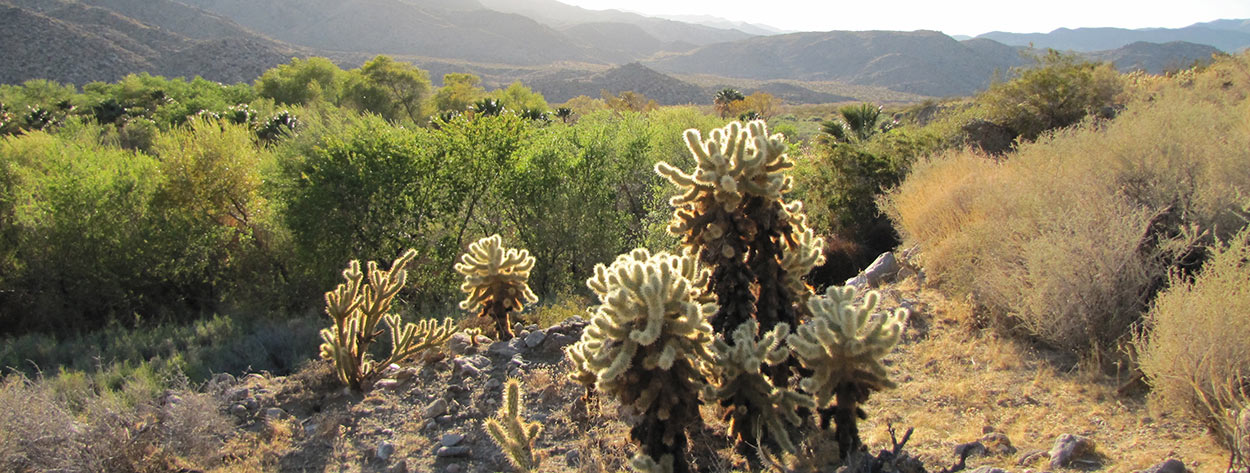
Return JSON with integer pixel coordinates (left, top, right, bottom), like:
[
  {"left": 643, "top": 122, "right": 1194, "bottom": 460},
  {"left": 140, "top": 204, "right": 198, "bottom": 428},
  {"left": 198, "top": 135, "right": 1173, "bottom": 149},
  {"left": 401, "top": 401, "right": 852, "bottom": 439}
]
[
  {"left": 342, "top": 55, "right": 433, "bottom": 124},
  {"left": 319, "top": 250, "right": 455, "bottom": 390},
  {"left": 788, "top": 286, "right": 907, "bottom": 456},
  {"left": 254, "top": 57, "right": 346, "bottom": 106},
  {"left": 979, "top": 49, "right": 1122, "bottom": 142},
  {"left": 706, "top": 320, "right": 815, "bottom": 453},
  {"left": 433, "top": 73, "right": 486, "bottom": 114},
  {"left": 820, "top": 103, "right": 895, "bottom": 144},
  {"left": 473, "top": 98, "right": 505, "bottom": 117},
  {"left": 485, "top": 378, "right": 544, "bottom": 471},
  {"left": 455, "top": 235, "right": 539, "bottom": 340},
  {"left": 567, "top": 249, "right": 715, "bottom": 473},
  {"left": 714, "top": 88, "right": 744, "bottom": 118},
  {"left": 491, "top": 81, "right": 548, "bottom": 114}
]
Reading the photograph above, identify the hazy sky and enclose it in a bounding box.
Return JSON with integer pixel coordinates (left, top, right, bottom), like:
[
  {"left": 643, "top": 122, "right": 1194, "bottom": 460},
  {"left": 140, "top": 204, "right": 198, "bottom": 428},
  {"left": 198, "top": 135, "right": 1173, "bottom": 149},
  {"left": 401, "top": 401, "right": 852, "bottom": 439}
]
[{"left": 557, "top": 0, "right": 1250, "bottom": 36}]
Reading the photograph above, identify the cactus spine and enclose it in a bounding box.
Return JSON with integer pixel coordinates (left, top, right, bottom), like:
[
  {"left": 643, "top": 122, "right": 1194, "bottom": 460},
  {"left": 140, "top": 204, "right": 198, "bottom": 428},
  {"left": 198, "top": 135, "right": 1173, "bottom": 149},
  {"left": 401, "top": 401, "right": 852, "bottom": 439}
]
[
  {"left": 706, "top": 319, "right": 815, "bottom": 454},
  {"left": 787, "top": 286, "right": 907, "bottom": 457},
  {"left": 485, "top": 378, "right": 543, "bottom": 471},
  {"left": 566, "top": 249, "right": 715, "bottom": 473},
  {"left": 455, "top": 234, "right": 538, "bottom": 340},
  {"left": 319, "top": 249, "right": 455, "bottom": 390}
]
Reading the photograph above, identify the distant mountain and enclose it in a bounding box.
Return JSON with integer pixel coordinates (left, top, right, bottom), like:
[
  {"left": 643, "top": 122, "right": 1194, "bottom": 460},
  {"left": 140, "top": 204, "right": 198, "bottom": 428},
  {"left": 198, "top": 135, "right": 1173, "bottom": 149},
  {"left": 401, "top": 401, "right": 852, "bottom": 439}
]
[
  {"left": 977, "top": 21, "right": 1250, "bottom": 53},
  {"left": 647, "top": 30, "right": 1030, "bottom": 97},
  {"left": 1087, "top": 41, "right": 1221, "bottom": 74},
  {"left": 527, "top": 62, "right": 704, "bottom": 104},
  {"left": 474, "top": 0, "right": 753, "bottom": 45},
  {"left": 652, "top": 13, "right": 787, "bottom": 36},
  {"left": 0, "top": 1, "right": 297, "bottom": 85}
]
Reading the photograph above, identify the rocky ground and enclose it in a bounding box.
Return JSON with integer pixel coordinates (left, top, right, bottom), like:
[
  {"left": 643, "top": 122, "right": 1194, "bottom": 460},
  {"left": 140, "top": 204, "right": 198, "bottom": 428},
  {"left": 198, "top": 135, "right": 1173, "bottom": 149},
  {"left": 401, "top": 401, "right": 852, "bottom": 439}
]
[{"left": 202, "top": 278, "right": 1226, "bottom": 473}]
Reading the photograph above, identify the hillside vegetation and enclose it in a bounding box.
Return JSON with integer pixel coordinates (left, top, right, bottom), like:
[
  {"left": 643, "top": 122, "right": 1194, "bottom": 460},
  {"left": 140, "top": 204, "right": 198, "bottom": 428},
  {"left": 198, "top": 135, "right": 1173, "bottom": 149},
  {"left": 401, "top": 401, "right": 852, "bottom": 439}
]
[{"left": 0, "top": 49, "right": 1248, "bottom": 473}]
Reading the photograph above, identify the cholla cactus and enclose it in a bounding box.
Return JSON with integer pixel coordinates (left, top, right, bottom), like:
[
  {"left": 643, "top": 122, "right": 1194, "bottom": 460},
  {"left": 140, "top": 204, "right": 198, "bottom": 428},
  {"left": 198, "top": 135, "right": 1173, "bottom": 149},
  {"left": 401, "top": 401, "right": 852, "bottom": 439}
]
[
  {"left": 566, "top": 249, "right": 715, "bottom": 473},
  {"left": 787, "top": 286, "right": 907, "bottom": 457},
  {"left": 319, "top": 250, "right": 456, "bottom": 390},
  {"left": 456, "top": 234, "right": 538, "bottom": 340},
  {"left": 706, "top": 320, "right": 815, "bottom": 454},
  {"left": 485, "top": 379, "right": 543, "bottom": 471}
]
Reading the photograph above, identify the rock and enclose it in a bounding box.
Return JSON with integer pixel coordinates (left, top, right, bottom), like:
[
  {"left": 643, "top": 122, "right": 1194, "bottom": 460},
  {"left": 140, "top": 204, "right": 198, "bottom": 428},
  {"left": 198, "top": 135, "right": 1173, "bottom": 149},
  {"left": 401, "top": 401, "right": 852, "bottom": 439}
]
[
  {"left": 968, "top": 468, "right": 1007, "bottom": 473},
  {"left": 211, "top": 373, "right": 236, "bottom": 386},
  {"left": 388, "top": 461, "right": 409, "bottom": 473},
  {"left": 565, "top": 449, "right": 581, "bottom": 466},
  {"left": 445, "top": 464, "right": 463, "bottom": 473},
  {"left": 380, "top": 363, "right": 401, "bottom": 377},
  {"left": 1049, "top": 433, "right": 1095, "bottom": 469},
  {"left": 485, "top": 378, "right": 502, "bottom": 390},
  {"left": 424, "top": 399, "right": 448, "bottom": 418},
  {"left": 436, "top": 445, "right": 470, "bottom": 457},
  {"left": 524, "top": 330, "right": 546, "bottom": 348},
  {"left": 453, "top": 359, "right": 481, "bottom": 377},
  {"left": 376, "top": 440, "right": 395, "bottom": 461},
  {"left": 436, "top": 414, "right": 453, "bottom": 424},
  {"left": 244, "top": 373, "right": 265, "bottom": 382},
  {"left": 1017, "top": 449, "right": 1047, "bottom": 466},
  {"left": 1137, "top": 459, "right": 1187, "bottom": 473},
  {"left": 448, "top": 333, "right": 473, "bottom": 355},
  {"left": 374, "top": 379, "right": 400, "bottom": 390},
  {"left": 264, "top": 407, "right": 287, "bottom": 419},
  {"left": 230, "top": 403, "right": 249, "bottom": 418},
  {"left": 395, "top": 368, "right": 418, "bottom": 381},
  {"left": 980, "top": 432, "right": 1017, "bottom": 455},
  {"left": 242, "top": 397, "right": 259, "bottom": 411},
  {"left": 304, "top": 423, "right": 318, "bottom": 436},
  {"left": 961, "top": 118, "right": 1016, "bottom": 155},
  {"left": 954, "top": 441, "right": 986, "bottom": 458},
  {"left": 441, "top": 433, "right": 465, "bottom": 447},
  {"left": 226, "top": 387, "right": 250, "bottom": 401},
  {"left": 509, "top": 355, "right": 526, "bottom": 369},
  {"left": 488, "top": 342, "right": 520, "bottom": 357},
  {"left": 547, "top": 333, "right": 574, "bottom": 347},
  {"left": 845, "top": 252, "right": 900, "bottom": 288}
]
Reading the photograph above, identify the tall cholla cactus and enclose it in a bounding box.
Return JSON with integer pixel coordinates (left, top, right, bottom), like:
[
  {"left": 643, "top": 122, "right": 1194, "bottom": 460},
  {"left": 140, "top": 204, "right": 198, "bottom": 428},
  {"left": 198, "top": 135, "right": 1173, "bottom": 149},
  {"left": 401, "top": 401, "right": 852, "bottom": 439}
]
[
  {"left": 456, "top": 234, "right": 538, "bottom": 340},
  {"left": 707, "top": 319, "right": 815, "bottom": 454},
  {"left": 787, "top": 286, "right": 907, "bottom": 457},
  {"left": 566, "top": 249, "right": 716, "bottom": 473},
  {"left": 485, "top": 379, "right": 543, "bottom": 471},
  {"left": 320, "top": 249, "right": 456, "bottom": 391}
]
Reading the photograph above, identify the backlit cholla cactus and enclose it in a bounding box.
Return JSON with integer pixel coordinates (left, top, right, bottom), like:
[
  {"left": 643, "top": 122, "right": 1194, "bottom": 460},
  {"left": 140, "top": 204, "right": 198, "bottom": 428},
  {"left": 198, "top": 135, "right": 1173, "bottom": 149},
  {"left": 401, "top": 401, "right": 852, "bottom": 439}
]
[
  {"left": 456, "top": 234, "right": 538, "bottom": 340},
  {"left": 566, "top": 249, "right": 716, "bottom": 473},
  {"left": 485, "top": 379, "right": 543, "bottom": 471},
  {"left": 787, "top": 286, "right": 907, "bottom": 458},
  {"left": 706, "top": 319, "right": 815, "bottom": 454},
  {"left": 319, "top": 249, "right": 456, "bottom": 391}
]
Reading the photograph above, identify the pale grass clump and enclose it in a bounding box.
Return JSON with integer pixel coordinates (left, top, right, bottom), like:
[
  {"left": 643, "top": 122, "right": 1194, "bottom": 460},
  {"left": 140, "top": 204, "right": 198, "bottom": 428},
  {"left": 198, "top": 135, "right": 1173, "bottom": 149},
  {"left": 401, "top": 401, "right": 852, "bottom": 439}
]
[
  {"left": 1138, "top": 227, "right": 1250, "bottom": 463},
  {"left": 883, "top": 51, "right": 1250, "bottom": 356}
]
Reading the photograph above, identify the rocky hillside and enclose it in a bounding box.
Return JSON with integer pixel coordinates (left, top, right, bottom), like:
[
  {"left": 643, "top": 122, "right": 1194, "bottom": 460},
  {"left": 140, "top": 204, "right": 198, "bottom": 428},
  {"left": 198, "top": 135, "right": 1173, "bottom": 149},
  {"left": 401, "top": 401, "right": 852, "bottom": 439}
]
[
  {"left": 646, "top": 30, "right": 1029, "bottom": 97},
  {"left": 0, "top": 0, "right": 298, "bottom": 85},
  {"left": 979, "top": 23, "right": 1250, "bottom": 53},
  {"left": 1090, "top": 41, "right": 1222, "bottom": 74}
]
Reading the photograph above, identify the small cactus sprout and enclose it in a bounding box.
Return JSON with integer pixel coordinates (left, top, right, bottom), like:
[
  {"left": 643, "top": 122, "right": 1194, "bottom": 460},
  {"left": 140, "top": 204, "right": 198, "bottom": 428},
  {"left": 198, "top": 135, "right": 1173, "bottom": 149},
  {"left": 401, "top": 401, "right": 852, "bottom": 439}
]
[
  {"left": 464, "top": 327, "right": 484, "bottom": 346},
  {"left": 455, "top": 234, "right": 539, "bottom": 340},
  {"left": 787, "top": 286, "right": 907, "bottom": 457},
  {"left": 485, "top": 379, "right": 543, "bottom": 471},
  {"left": 567, "top": 249, "right": 716, "bottom": 473},
  {"left": 319, "top": 250, "right": 456, "bottom": 390},
  {"left": 707, "top": 319, "right": 815, "bottom": 454}
]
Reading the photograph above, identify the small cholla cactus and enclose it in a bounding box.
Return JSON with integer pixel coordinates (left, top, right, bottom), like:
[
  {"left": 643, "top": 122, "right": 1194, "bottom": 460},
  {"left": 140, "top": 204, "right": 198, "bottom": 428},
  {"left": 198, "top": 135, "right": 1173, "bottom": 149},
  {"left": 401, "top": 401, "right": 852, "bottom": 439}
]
[
  {"left": 455, "top": 234, "right": 538, "bottom": 341},
  {"left": 566, "top": 249, "right": 715, "bottom": 473},
  {"left": 787, "top": 286, "right": 907, "bottom": 457},
  {"left": 319, "top": 249, "right": 456, "bottom": 390},
  {"left": 485, "top": 379, "right": 543, "bottom": 471},
  {"left": 706, "top": 319, "right": 815, "bottom": 454},
  {"left": 464, "top": 327, "right": 484, "bottom": 347}
]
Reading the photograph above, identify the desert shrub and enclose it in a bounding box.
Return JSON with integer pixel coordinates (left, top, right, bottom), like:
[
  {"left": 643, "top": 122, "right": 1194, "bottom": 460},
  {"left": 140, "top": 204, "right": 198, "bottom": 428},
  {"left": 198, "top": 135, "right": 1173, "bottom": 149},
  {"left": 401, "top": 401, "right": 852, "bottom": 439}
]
[
  {"left": 1139, "top": 226, "right": 1250, "bottom": 460},
  {"left": 254, "top": 57, "right": 346, "bottom": 106},
  {"left": 883, "top": 52, "right": 1250, "bottom": 356},
  {"left": 978, "top": 49, "right": 1123, "bottom": 142},
  {"left": 0, "top": 375, "right": 82, "bottom": 472}
]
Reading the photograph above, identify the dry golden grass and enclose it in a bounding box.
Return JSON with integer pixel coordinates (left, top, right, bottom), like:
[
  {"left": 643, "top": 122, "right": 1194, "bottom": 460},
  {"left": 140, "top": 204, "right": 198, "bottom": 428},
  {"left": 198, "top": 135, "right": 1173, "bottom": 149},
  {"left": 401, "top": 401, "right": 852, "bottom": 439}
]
[
  {"left": 882, "top": 51, "right": 1250, "bottom": 357},
  {"left": 1138, "top": 227, "right": 1250, "bottom": 465},
  {"left": 859, "top": 280, "right": 1229, "bottom": 473}
]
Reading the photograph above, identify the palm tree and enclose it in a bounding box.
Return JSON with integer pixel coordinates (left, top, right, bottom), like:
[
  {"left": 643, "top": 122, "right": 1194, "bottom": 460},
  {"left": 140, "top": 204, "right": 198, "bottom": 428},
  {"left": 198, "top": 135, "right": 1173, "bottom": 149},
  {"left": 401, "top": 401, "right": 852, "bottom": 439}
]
[
  {"left": 553, "top": 107, "right": 572, "bottom": 123},
  {"left": 714, "top": 87, "right": 745, "bottom": 118},
  {"left": 821, "top": 103, "right": 896, "bottom": 144},
  {"left": 472, "top": 98, "right": 505, "bottom": 117}
]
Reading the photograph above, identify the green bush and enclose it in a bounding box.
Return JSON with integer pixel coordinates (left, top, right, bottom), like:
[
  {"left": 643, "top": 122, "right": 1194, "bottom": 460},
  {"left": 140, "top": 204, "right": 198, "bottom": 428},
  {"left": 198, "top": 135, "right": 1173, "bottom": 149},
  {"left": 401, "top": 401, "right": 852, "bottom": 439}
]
[{"left": 978, "top": 49, "right": 1123, "bottom": 142}]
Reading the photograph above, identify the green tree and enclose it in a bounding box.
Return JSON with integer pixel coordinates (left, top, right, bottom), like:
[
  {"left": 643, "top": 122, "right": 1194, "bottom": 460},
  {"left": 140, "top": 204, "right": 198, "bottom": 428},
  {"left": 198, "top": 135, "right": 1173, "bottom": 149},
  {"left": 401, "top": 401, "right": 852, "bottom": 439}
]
[
  {"left": 342, "top": 55, "right": 433, "bottom": 124},
  {"left": 713, "top": 87, "right": 744, "bottom": 118},
  {"left": 433, "top": 73, "right": 486, "bottom": 114},
  {"left": 979, "top": 49, "right": 1122, "bottom": 141},
  {"left": 254, "top": 57, "right": 345, "bottom": 106},
  {"left": 490, "top": 81, "right": 548, "bottom": 114},
  {"left": 821, "top": 103, "right": 894, "bottom": 144}
]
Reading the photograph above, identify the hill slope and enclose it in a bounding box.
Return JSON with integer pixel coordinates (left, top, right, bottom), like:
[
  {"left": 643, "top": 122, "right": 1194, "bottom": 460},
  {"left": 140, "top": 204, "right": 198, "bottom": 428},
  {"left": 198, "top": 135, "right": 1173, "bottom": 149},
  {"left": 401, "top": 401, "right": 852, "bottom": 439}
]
[
  {"left": 978, "top": 22, "right": 1250, "bottom": 53},
  {"left": 1089, "top": 41, "right": 1222, "bottom": 74}
]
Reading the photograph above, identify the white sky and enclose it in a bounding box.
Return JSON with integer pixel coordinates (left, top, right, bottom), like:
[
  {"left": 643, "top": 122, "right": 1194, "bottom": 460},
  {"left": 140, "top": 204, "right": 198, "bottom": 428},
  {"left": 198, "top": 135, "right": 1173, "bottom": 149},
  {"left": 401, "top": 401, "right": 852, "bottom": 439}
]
[{"left": 557, "top": 0, "right": 1250, "bottom": 37}]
